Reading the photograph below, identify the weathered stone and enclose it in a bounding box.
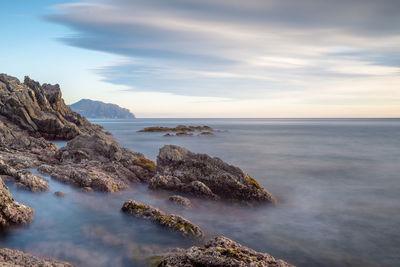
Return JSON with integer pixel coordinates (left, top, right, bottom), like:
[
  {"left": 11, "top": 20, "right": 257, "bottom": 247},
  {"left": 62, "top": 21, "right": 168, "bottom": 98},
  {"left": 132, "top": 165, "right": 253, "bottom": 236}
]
[
  {"left": 0, "top": 74, "right": 102, "bottom": 140},
  {"left": 121, "top": 200, "right": 204, "bottom": 240},
  {"left": 0, "top": 248, "right": 73, "bottom": 267},
  {"left": 0, "top": 178, "right": 34, "bottom": 227},
  {"left": 157, "top": 236, "right": 294, "bottom": 267},
  {"left": 168, "top": 195, "right": 192, "bottom": 208},
  {"left": 0, "top": 160, "right": 48, "bottom": 192},
  {"left": 151, "top": 145, "right": 276, "bottom": 204}
]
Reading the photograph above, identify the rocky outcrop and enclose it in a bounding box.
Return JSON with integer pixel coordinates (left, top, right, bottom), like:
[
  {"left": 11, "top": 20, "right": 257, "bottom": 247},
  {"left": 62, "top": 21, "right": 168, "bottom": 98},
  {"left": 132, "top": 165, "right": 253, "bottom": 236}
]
[
  {"left": 168, "top": 195, "right": 192, "bottom": 208},
  {"left": 0, "top": 178, "right": 34, "bottom": 227},
  {"left": 157, "top": 236, "right": 293, "bottom": 267},
  {"left": 36, "top": 132, "right": 156, "bottom": 192},
  {"left": 0, "top": 160, "right": 49, "bottom": 192},
  {"left": 69, "top": 99, "right": 135, "bottom": 119},
  {"left": 121, "top": 200, "right": 204, "bottom": 240},
  {"left": 0, "top": 74, "right": 101, "bottom": 140},
  {"left": 138, "top": 125, "right": 213, "bottom": 133},
  {"left": 0, "top": 248, "right": 73, "bottom": 267},
  {"left": 149, "top": 145, "right": 276, "bottom": 204}
]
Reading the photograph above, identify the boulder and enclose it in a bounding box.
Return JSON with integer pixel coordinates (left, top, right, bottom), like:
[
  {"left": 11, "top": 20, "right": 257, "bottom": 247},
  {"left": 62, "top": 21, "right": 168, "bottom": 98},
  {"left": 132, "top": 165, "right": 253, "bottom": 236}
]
[
  {"left": 121, "top": 200, "right": 204, "bottom": 240},
  {"left": 157, "top": 236, "right": 294, "bottom": 267},
  {"left": 0, "top": 178, "right": 34, "bottom": 227},
  {"left": 150, "top": 145, "right": 276, "bottom": 204},
  {"left": 168, "top": 195, "right": 192, "bottom": 208},
  {"left": 0, "top": 248, "right": 73, "bottom": 266}
]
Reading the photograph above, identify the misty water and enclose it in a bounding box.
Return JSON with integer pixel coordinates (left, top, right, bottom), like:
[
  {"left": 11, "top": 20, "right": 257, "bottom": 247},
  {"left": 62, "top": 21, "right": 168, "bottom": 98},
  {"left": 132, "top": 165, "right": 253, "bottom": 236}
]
[{"left": 1, "top": 118, "right": 400, "bottom": 266}]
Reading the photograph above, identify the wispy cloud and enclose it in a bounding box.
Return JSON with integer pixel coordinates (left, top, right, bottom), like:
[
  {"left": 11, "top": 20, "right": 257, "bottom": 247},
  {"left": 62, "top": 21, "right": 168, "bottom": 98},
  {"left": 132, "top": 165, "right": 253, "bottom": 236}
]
[{"left": 46, "top": 0, "right": 400, "bottom": 103}]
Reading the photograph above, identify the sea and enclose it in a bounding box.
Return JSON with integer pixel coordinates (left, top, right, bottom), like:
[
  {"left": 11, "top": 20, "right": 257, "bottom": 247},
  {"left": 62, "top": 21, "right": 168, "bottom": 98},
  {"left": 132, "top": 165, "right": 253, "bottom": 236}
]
[{"left": 1, "top": 118, "right": 399, "bottom": 267}]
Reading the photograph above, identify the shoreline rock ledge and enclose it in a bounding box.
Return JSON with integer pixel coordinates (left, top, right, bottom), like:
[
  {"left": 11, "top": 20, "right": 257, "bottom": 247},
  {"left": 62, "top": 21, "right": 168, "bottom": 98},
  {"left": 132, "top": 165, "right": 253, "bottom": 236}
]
[
  {"left": 149, "top": 145, "right": 276, "bottom": 204},
  {"left": 156, "top": 236, "right": 293, "bottom": 267}
]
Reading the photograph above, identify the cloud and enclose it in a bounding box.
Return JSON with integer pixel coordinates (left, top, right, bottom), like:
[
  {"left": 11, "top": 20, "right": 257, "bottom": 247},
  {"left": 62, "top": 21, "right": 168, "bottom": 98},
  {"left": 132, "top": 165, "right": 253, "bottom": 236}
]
[{"left": 46, "top": 0, "right": 400, "bottom": 100}]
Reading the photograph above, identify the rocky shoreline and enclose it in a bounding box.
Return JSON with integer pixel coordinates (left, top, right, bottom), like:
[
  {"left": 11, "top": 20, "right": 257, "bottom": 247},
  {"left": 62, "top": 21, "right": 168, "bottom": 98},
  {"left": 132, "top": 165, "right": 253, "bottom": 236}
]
[{"left": 0, "top": 74, "right": 291, "bottom": 266}]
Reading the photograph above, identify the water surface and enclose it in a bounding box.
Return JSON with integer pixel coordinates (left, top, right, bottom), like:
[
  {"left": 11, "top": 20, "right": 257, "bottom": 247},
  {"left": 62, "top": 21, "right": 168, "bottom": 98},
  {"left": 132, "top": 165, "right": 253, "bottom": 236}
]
[{"left": 1, "top": 118, "right": 400, "bottom": 266}]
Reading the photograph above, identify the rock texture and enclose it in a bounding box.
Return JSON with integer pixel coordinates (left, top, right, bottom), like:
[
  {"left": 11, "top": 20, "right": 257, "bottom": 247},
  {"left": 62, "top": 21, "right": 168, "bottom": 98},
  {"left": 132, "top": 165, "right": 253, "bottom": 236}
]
[
  {"left": 122, "top": 200, "right": 204, "bottom": 240},
  {"left": 0, "top": 178, "right": 34, "bottom": 227},
  {"left": 138, "top": 125, "right": 213, "bottom": 133},
  {"left": 0, "top": 248, "right": 73, "bottom": 267},
  {"left": 157, "top": 236, "right": 293, "bottom": 267},
  {"left": 168, "top": 195, "right": 192, "bottom": 208},
  {"left": 39, "top": 132, "right": 156, "bottom": 192},
  {"left": 69, "top": 99, "right": 135, "bottom": 119},
  {"left": 0, "top": 74, "right": 101, "bottom": 140},
  {"left": 150, "top": 145, "right": 276, "bottom": 204}
]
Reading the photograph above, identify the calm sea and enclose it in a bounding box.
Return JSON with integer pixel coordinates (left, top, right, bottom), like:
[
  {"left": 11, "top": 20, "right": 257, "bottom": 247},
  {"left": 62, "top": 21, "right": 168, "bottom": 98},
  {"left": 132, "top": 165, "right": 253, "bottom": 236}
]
[{"left": 1, "top": 118, "right": 399, "bottom": 266}]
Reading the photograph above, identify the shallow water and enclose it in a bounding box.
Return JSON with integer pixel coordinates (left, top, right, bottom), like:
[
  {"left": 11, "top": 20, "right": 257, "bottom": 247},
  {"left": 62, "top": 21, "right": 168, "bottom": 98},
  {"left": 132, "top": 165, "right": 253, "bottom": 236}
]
[{"left": 1, "top": 118, "right": 400, "bottom": 266}]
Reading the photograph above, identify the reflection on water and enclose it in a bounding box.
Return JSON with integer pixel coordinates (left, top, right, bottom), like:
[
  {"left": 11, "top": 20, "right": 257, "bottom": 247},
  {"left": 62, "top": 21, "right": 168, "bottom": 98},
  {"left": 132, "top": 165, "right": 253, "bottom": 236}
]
[{"left": 1, "top": 119, "right": 400, "bottom": 266}]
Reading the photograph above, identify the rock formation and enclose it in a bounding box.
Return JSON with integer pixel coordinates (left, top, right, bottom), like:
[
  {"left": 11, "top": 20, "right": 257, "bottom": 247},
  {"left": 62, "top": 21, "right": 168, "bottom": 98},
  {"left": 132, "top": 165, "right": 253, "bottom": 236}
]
[
  {"left": 156, "top": 236, "right": 293, "bottom": 267},
  {"left": 138, "top": 125, "right": 213, "bottom": 133},
  {"left": 0, "top": 178, "right": 34, "bottom": 227},
  {"left": 0, "top": 74, "right": 101, "bottom": 140},
  {"left": 69, "top": 99, "right": 135, "bottom": 119},
  {"left": 0, "top": 248, "right": 73, "bottom": 267},
  {"left": 168, "top": 195, "right": 192, "bottom": 208},
  {"left": 122, "top": 200, "right": 204, "bottom": 240},
  {"left": 149, "top": 145, "right": 276, "bottom": 204}
]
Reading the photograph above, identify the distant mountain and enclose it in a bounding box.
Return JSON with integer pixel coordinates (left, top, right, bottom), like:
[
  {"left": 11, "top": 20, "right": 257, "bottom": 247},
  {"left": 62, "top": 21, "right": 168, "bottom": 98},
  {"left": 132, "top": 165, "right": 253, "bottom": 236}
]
[{"left": 69, "top": 99, "right": 135, "bottom": 119}]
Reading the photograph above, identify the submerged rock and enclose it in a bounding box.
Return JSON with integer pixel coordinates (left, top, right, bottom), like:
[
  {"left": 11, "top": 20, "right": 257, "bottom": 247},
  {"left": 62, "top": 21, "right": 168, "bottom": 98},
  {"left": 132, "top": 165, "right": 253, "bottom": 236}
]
[
  {"left": 157, "top": 236, "right": 293, "bottom": 267},
  {"left": 54, "top": 191, "right": 66, "bottom": 197},
  {"left": 150, "top": 145, "right": 276, "bottom": 204},
  {"left": 0, "top": 248, "right": 73, "bottom": 267},
  {"left": 168, "top": 195, "right": 192, "bottom": 208},
  {"left": 121, "top": 200, "right": 204, "bottom": 240},
  {"left": 198, "top": 131, "right": 214, "bottom": 136},
  {"left": 0, "top": 178, "right": 34, "bottom": 227}
]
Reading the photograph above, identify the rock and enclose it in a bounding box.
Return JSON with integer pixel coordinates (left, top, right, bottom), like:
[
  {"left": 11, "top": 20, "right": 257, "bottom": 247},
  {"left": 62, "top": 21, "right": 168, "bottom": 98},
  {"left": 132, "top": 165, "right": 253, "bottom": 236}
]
[
  {"left": 54, "top": 191, "right": 66, "bottom": 197},
  {"left": 176, "top": 131, "right": 193, "bottom": 136},
  {"left": 69, "top": 99, "right": 135, "bottom": 119},
  {"left": 168, "top": 195, "right": 192, "bottom": 208},
  {"left": 0, "top": 248, "right": 73, "bottom": 267},
  {"left": 150, "top": 145, "right": 276, "bottom": 204},
  {"left": 0, "top": 178, "right": 34, "bottom": 227},
  {"left": 198, "top": 131, "right": 214, "bottom": 136},
  {"left": 163, "top": 133, "right": 174, "bottom": 137},
  {"left": 0, "top": 160, "right": 49, "bottom": 192},
  {"left": 121, "top": 200, "right": 204, "bottom": 240},
  {"left": 0, "top": 74, "right": 102, "bottom": 140},
  {"left": 45, "top": 132, "right": 156, "bottom": 192},
  {"left": 157, "top": 236, "right": 294, "bottom": 267},
  {"left": 138, "top": 125, "right": 213, "bottom": 133}
]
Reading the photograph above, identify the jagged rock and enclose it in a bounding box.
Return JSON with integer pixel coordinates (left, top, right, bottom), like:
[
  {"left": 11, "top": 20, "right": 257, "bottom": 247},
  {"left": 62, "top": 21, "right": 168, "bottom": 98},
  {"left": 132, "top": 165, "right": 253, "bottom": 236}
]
[
  {"left": 0, "top": 178, "right": 34, "bottom": 227},
  {"left": 0, "top": 160, "right": 48, "bottom": 192},
  {"left": 37, "top": 132, "right": 157, "bottom": 192},
  {"left": 150, "top": 145, "right": 276, "bottom": 204},
  {"left": 168, "top": 195, "right": 192, "bottom": 208},
  {"left": 121, "top": 200, "right": 204, "bottom": 240},
  {"left": 0, "top": 248, "right": 73, "bottom": 266},
  {"left": 0, "top": 74, "right": 101, "bottom": 140},
  {"left": 157, "top": 236, "right": 294, "bottom": 267}
]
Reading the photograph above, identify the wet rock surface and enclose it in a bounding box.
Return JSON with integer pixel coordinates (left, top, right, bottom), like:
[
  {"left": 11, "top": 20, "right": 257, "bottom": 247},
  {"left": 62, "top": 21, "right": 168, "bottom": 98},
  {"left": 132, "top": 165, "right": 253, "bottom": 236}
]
[
  {"left": 122, "top": 200, "right": 204, "bottom": 240},
  {"left": 168, "top": 195, "right": 192, "bottom": 208},
  {"left": 0, "top": 178, "right": 34, "bottom": 227},
  {"left": 150, "top": 145, "right": 276, "bottom": 204},
  {"left": 0, "top": 248, "right": 73, "bottom": 267},
  {"left": 157, "top": 236, "right": 293, "bottom": 267}
]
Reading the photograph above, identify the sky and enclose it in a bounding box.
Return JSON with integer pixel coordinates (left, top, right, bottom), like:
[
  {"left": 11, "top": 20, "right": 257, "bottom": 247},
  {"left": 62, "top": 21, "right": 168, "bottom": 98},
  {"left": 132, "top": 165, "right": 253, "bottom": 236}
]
[{"left": 1, "top": 0, "right": 399, "bottom": 118}]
